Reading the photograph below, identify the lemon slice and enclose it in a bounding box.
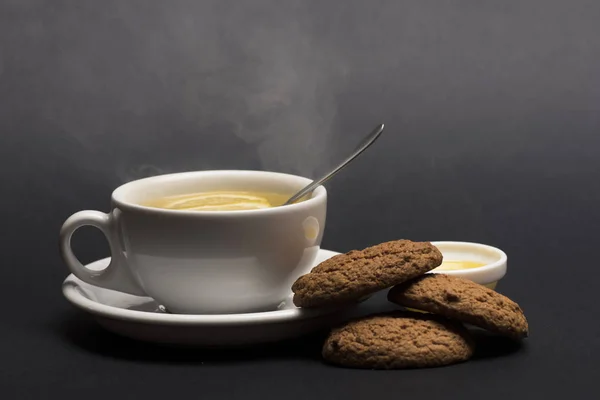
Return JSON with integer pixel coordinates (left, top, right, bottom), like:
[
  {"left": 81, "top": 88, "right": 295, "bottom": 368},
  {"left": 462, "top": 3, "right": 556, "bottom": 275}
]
[{"left": 165, "top": 192, "right": 272, "bottom": 211}]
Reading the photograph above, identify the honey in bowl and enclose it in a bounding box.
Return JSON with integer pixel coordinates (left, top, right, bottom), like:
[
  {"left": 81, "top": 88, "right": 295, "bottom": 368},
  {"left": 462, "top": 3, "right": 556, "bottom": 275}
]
[
  {"left": 142, "top": 190, "right": 293, "bottom": 211},
  {"left": 434, "top": 260, "right": 487, "bottom": 271},
  {"left": 433, "top": 259, "right": 497, "bottom": 289}
]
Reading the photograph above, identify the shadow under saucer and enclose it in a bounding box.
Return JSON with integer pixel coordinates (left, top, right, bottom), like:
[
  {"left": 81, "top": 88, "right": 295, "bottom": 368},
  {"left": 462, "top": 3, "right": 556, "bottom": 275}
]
[{"left": 52, "top": 311, "right": 329, "bottom": 364}]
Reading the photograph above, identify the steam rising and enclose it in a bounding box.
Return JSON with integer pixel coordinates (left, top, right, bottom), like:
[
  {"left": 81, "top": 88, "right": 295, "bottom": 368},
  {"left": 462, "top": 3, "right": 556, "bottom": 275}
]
[{"left": 185, "top": 2, "right": 346, "bottom": 178}]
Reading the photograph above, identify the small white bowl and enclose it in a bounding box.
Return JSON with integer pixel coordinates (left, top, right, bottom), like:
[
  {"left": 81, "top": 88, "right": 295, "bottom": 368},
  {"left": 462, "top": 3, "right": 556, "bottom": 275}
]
[{"left": 430, "top": 241, "right": 507, "bottom": 290}]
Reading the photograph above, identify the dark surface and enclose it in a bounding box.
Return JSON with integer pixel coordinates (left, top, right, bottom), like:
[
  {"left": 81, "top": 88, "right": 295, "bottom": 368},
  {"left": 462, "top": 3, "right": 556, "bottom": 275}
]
[{"left": 1, "top": 0, "right": 599, "bottom": 398}]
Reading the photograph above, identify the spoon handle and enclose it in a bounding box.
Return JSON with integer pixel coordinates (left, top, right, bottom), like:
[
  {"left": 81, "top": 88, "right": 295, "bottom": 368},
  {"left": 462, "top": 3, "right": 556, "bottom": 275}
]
[{"left": 284, "top": 123, "right": 385, "bottom": 205}]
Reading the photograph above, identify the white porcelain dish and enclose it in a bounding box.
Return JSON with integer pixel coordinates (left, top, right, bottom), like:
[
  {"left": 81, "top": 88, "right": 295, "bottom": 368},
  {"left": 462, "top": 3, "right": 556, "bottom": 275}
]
[
  {"left": 430, "top": 241, "right": 508, "bottom": 289},
  {"left": 62, "top": 249, "right": 354, "bottom": 347}
]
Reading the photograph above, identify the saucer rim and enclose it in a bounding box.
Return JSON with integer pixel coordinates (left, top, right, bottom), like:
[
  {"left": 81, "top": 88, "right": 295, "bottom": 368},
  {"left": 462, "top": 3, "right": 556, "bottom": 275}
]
[{"left": 62, "top": 249, "right": 344, "bottom": 326}]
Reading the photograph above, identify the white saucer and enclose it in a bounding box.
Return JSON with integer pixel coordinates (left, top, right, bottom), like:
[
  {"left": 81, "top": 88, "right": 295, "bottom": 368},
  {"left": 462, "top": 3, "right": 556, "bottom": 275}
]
[{"left": 62, "top": 249, "right": 355, "bottom": 347}]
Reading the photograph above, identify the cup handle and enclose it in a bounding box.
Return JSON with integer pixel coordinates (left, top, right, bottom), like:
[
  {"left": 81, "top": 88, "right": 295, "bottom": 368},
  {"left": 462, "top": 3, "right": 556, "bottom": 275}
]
[{"left": 59, "top": 210, "right": 147, "bottom": 296}]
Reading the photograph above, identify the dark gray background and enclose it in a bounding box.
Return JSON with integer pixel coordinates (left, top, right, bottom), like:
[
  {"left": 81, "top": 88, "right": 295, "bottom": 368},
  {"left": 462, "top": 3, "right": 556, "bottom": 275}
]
[{"left": 1, "top": 0, "right": 599, "bottom": 398}]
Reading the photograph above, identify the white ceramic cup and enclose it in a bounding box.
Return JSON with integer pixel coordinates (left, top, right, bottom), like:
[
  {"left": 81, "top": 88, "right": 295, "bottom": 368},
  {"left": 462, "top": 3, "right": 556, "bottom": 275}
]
[{"left": 59, "top": 170, "right": 327, "bottom": 314}]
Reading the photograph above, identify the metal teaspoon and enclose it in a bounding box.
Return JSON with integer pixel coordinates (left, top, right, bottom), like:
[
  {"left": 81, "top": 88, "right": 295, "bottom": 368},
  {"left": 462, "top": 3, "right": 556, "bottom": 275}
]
[{"left": 283, "top": 123, "right": 385, "bottom": 205}]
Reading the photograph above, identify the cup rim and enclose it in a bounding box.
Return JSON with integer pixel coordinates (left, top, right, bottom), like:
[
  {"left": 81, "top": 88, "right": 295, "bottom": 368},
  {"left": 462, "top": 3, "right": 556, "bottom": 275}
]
[{"left": 111, "top": 169, "right": 327, "bottom": 217}]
